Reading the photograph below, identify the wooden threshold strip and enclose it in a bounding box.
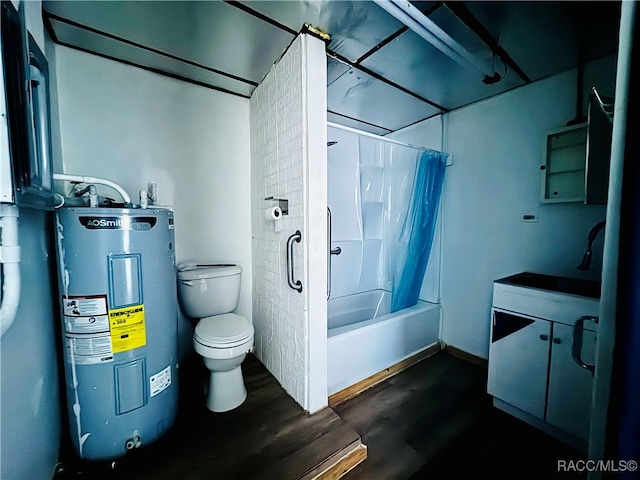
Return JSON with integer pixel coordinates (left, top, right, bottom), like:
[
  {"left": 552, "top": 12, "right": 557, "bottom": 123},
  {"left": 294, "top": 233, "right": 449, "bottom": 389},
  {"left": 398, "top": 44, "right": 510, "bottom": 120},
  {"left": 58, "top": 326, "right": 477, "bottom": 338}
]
[
  {"left": 301, "top": 439, "right": 368, "bottom": 480},
  {"left": 328, "top": 343, "right": 443, "bottom": 407}
]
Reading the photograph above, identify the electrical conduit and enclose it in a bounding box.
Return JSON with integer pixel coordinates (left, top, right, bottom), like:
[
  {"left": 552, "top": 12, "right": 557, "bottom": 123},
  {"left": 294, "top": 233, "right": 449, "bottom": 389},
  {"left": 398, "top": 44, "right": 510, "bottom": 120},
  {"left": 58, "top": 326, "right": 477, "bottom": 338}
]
[{"left": 0, "top": 204, "right": 21, "bottom": 337}]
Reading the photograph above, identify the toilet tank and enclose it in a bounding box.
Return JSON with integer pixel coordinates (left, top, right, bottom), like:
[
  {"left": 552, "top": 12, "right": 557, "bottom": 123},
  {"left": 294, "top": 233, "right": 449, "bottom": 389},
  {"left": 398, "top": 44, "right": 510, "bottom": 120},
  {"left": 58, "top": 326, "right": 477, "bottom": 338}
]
[{"left": 177, "top": 265, "right": 242, "bottom": 318}]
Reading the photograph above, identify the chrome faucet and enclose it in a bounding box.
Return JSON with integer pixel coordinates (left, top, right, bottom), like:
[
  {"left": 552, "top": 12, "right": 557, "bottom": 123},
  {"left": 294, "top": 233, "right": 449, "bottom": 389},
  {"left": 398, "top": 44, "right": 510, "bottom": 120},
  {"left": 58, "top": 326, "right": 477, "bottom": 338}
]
[{"left": 578, "top": 220, "right": 606, "bottom": 271}]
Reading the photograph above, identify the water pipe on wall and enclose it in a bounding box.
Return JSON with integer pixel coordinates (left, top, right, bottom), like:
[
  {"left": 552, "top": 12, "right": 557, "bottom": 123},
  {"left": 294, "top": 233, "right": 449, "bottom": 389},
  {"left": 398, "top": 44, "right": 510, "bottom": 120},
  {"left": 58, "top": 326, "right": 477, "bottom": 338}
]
[
  {"left": 53, "top": 173, "right": 132, "bottom": 206},
  {"left": 139, "top": 183, "right": 158, "bottom": 209},
  {"left": 0, "top": 203, "right": 21, "bottom": 337}
]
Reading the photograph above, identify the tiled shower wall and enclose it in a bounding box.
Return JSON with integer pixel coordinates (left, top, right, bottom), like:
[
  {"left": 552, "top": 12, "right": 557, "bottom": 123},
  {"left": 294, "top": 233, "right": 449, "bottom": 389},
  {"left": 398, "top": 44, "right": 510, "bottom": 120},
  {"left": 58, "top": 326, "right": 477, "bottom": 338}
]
[{"left": 250, "top": 34, "right": 327, "bottom": 412}]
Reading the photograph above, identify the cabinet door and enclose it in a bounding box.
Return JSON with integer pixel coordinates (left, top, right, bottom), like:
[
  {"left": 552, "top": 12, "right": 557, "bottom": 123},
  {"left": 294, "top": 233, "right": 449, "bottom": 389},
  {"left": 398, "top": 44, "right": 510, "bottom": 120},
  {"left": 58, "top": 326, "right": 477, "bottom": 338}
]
[
  {"left": 541, "top": 124, "right": 587, "bottom": 203},
  {"left": 546, "top": 322, "right": 596, "bottom": 442},
  {"left": 487, "top": 309, "right": 551, "bottom": 419}
]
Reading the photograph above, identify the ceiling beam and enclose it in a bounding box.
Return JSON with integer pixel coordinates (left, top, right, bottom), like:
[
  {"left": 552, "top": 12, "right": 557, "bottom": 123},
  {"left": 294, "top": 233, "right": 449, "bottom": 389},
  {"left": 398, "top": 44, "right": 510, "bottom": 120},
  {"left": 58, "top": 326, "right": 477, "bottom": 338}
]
[
  {"left": 224, "top": 1, "right": 297, "bottom": 36},
  {"left": 444, "top": 1, "right": 531, "bottom": 84}
]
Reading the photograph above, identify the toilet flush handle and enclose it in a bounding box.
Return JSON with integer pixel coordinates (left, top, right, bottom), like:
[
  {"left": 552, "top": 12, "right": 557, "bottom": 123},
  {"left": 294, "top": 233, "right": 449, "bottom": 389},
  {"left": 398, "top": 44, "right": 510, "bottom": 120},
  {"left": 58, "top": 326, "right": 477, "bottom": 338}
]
[{"left": 180, "top": 280, "right": 194, "bottom": 286}]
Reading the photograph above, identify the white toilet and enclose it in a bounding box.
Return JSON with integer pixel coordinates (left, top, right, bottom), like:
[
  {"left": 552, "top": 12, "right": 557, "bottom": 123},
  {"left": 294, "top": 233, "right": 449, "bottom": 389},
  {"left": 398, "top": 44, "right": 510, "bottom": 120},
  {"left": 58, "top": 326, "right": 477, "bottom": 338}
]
[{"left": 177, "top": 265, "right": 254, "bottom": 412}]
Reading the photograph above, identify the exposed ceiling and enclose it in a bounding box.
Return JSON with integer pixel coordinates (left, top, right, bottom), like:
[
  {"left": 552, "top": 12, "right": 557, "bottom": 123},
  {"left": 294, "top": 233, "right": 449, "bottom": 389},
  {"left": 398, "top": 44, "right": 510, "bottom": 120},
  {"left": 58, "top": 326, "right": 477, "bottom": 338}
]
[{"left": 43, "top": 1, "right": 621, "bottom": 135}]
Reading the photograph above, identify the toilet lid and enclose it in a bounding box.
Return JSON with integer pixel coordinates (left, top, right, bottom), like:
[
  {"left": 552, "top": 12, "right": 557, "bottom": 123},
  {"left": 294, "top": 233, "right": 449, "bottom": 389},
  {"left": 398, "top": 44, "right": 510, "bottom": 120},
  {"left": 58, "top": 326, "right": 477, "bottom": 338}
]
[
  {"left": 195, "top": 313, "right": 253, "bottom": 346},
  {"left": 177, "top": 265, "right": 241, "bottom": 281}
]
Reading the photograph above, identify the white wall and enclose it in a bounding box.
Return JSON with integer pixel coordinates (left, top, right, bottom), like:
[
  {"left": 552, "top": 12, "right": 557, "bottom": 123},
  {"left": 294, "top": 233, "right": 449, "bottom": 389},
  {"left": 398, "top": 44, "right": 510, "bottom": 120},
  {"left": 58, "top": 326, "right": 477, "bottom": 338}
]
[
  {"left": 250, "top": 34, "right": 327, "bottom": 413},
  {"left": 392, "top": 56, "right": 615, "bottom": 358},
  {"left": 52, "top": 46, "right": 253, "bottom": 356}
]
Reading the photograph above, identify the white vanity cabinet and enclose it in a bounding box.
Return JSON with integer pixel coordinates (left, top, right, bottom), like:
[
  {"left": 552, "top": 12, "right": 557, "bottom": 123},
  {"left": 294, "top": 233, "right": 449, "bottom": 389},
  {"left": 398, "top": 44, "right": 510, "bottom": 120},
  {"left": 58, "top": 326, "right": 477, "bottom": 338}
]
[
  {"left": 487, "top": 273, "right": 600, "bottom": 451},
  {"left": 546, "top": 322, "right": 597, "bottom": 442},
  {"left": 487, "top": 310, "right": 551, "bottom": 420}
]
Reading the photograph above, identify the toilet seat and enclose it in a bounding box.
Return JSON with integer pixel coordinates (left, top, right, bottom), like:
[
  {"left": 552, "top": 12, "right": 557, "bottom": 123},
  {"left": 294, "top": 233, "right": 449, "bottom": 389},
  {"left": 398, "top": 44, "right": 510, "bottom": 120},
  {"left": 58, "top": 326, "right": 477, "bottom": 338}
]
[
  {"left": 195, "top": 313, "right": 254, "bottom": 348},
  {"left": 194, "top": 335, "right": 253, "bottom": 360}
]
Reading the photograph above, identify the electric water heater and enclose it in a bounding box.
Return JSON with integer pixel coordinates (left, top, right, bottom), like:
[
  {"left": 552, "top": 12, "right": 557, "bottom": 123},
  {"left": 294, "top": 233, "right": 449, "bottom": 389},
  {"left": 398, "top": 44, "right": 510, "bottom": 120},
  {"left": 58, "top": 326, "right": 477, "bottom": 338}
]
[{"left": 55, "top": 206, "right": 179, "bottom": 461}]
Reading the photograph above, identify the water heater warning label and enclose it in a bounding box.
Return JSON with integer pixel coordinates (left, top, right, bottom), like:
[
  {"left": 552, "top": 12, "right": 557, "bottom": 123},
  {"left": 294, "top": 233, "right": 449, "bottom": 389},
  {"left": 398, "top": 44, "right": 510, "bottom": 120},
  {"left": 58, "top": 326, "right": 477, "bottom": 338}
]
[
  {"left": 63, "top": 295, "right": 114, "bottom": 364},
  {"left": 109, "top": 305, "right": 147, "bottom": 353},
  {"left": 65, "top": 334, "right": 113, "bottom": 365},
  {"left": 150, "top": 366, "right": 172, "bottom": 397},
  {"left": 63, "top": 295, "right": 108, "bottom": 319}
]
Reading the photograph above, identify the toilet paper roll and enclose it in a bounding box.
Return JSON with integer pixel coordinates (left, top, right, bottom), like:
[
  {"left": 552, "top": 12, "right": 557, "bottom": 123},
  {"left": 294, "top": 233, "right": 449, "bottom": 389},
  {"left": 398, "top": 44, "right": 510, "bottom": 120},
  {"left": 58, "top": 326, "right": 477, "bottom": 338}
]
[{"left": 265, "top": 206, "right": 282, "bottom": 220}]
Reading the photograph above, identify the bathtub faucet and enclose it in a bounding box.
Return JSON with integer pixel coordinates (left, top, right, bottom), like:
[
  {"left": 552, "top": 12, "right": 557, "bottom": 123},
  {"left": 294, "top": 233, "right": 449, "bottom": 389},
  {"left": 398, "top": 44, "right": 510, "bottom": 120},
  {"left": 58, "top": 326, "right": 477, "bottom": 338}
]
[{"left": 578, "top": 220, "right": 606, "bottom": 271}]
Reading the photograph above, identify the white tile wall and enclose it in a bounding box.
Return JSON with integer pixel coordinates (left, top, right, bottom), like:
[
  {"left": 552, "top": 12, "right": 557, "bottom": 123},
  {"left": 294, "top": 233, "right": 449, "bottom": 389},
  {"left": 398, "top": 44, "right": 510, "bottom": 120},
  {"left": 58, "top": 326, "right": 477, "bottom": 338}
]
[{"left": 250, "top": 34, "right": 327, "bottom": 412}]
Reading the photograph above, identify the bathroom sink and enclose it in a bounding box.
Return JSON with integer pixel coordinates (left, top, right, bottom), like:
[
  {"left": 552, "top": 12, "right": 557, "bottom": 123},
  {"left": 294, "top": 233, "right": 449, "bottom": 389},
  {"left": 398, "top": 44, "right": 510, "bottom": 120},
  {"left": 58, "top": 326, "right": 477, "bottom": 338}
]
[{"left": 497, "top": 272, "right": 601, "bottom": 299}]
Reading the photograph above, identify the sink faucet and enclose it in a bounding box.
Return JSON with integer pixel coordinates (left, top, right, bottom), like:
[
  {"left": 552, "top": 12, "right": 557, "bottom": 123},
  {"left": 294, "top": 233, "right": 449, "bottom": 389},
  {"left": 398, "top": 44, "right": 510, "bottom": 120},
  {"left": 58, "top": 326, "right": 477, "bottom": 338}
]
[{"left": 578, "top": 220, "right": 606, "bottom": 271}]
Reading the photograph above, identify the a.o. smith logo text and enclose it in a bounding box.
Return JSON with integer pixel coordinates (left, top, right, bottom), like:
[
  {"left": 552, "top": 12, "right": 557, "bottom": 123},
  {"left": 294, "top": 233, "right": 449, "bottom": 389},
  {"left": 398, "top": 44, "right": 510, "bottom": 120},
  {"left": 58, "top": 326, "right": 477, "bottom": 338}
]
[{"left": 79, "top": 216, "right": 157, "bottom": 230}]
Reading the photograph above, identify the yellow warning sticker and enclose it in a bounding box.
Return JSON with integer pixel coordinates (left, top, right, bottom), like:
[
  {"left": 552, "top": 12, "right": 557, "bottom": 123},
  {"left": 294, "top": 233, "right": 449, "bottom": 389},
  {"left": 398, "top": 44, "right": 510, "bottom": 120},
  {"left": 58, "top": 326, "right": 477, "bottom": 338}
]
[{"left": 108, "top": 305, "right": 146, "bottom": 353}]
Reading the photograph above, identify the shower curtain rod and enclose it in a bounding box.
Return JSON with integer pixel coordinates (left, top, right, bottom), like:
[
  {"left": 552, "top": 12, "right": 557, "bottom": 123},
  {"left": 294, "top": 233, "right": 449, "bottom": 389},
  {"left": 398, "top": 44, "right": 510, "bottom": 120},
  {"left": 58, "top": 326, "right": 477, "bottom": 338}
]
[{"left": 327, "top": 121, "right": 427, "bottom": 152}]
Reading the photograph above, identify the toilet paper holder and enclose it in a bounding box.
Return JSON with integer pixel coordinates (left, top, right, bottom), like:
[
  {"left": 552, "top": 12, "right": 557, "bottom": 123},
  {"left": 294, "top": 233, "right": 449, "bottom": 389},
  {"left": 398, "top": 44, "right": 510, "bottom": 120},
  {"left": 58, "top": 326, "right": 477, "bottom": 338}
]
[{"left": 264, "top": 196, "right": 289, "bottom": 215}]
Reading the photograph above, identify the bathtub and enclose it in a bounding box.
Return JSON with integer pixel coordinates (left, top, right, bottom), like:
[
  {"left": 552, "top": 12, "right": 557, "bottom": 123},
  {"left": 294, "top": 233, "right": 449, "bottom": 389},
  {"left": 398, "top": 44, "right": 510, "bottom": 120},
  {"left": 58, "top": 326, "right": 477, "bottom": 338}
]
[{"left": 327, "top": 289, "right": 441, "bottom": 395}]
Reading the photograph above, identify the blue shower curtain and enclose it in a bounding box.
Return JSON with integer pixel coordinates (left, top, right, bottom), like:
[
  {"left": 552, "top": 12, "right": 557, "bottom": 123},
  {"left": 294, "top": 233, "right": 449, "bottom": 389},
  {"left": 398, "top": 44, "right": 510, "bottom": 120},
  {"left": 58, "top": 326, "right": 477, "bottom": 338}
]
[{"left": 390, "top": 149, "right": 447, "bottom": 312}]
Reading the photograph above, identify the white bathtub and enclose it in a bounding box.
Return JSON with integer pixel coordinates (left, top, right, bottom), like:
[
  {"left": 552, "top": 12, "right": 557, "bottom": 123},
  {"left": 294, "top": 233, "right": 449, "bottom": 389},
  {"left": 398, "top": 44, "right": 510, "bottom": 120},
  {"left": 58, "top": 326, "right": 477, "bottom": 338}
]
[{"left": 327, "top": 289, "right": 441, "bottom": 395}]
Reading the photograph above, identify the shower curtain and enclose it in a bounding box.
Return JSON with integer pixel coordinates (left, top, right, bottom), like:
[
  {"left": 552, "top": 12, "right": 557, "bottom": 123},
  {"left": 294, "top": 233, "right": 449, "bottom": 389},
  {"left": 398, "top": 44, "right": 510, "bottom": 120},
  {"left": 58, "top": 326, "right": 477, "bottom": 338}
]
[{"left": 390, "top": 149, "right": 447, "bottom": 312}]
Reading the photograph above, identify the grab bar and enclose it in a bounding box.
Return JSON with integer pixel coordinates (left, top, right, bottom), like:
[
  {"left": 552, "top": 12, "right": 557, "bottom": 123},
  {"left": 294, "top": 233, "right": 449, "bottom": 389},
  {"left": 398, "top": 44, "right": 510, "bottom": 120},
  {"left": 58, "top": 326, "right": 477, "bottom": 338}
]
[
  {"left": 572, "top": 315, "right": 598, "bottom": 375},
  {"left": 327, "top": 208, "right": 331, "bottom": 299},
  {"left": 327, "top": 207, "right": 341, "bottom": 299},
  {"left": 286, "top": 230, "right": 303, "bottom": 293}
]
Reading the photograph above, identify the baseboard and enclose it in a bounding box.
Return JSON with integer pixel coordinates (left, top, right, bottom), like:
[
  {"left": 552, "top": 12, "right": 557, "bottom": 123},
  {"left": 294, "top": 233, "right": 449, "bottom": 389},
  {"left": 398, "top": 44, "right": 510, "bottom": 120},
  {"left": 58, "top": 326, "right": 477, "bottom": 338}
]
[
  {"left": 493, "top": 398, "right": 588, "bottom": 454},
  {"left": 301, "top": 440, "right": 368, "bottom": 480},
  {"left": 443, "top": 344, "right": 488, "bottom": 369},
  {"left": 328, "top": 343, "right": 443, "bottom": 407}
]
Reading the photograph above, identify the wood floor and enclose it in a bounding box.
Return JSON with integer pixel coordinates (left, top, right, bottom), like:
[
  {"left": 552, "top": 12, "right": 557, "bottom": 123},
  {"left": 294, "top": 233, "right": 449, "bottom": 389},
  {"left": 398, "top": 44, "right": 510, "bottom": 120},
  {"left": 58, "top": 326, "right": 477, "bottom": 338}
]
[
  {"left": 55, "top": 350, "right": 586, "bottom": 480},
  {"left": 55, "top": 353, "right": 362, "bottom": 480},
  {"left": 335, "top": 350, "right": 587, "bottom": 480}
]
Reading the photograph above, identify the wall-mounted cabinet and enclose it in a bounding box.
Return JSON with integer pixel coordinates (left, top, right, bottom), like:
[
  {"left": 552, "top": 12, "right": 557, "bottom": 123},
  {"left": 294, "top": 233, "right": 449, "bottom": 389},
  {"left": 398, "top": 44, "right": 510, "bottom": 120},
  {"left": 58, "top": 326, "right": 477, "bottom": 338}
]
[
  {"left": 540, "top": 94, "right": 613, "bottom": 204},
  {"left": 541, "top": 123, "right": 588, "bottom": 203}
]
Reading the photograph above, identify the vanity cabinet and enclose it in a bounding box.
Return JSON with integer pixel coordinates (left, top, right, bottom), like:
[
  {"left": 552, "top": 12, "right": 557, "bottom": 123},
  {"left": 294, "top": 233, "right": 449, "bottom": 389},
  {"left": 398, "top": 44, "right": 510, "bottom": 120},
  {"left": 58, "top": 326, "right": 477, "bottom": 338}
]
[
  {"left": 487, "top": 310, "right": 551, "bottom": 419},
  {"left": 487, "top": 273, "right": 600, "bottom": 450},
  {"left": 546, "top": 323, "right": 597, "bottom": 441}
]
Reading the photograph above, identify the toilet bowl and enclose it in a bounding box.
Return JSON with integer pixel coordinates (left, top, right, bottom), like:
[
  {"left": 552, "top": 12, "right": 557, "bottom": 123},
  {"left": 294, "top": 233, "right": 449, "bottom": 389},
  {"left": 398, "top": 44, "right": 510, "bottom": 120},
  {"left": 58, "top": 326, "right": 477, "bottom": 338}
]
[{"left": 177, "top": 265, "right": 254, "bottom": 412}]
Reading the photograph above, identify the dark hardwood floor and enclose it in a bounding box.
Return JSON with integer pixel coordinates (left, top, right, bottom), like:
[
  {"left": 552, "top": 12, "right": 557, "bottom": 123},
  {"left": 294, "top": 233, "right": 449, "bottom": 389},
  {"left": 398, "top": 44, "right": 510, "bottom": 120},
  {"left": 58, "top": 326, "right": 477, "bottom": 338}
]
[
  {"left": 334, "top": 351, "right": 587, "bottom": 480},
  {"left": 55, "top": 350, "right": 586, "bottom": 480},
  {"left": 55, "top": 353, "right": 360, "bottom": 480}
]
